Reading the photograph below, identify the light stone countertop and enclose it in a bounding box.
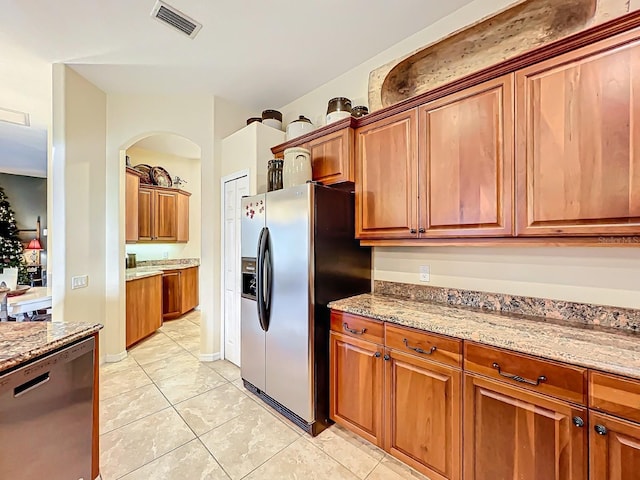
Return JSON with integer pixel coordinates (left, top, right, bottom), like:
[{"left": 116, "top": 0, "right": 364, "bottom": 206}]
[
  {"left": 0, "top": 322, "right": 102, "bottom": 374},
  {"left": 329, "top": 293, "right": 640, "bottom": 380},
  {"left": 125, "top": 260, "right": 199, "bottom": 281}
]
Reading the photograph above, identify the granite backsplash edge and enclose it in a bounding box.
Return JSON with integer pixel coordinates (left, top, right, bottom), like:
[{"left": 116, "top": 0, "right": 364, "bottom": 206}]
[{"left": 374, "top": 280, "right": 639, "bottom": 333}]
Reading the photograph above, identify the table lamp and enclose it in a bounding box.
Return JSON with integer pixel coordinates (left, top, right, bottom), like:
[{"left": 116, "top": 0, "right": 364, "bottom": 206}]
[{"left": 26, "top": 238, "right": 43, "bottom": 264}]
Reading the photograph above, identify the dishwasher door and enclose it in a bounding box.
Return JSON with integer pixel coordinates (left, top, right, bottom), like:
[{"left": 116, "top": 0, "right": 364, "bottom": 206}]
[{"left": 0, "top": 336, "right": 95, "bottom": 480}]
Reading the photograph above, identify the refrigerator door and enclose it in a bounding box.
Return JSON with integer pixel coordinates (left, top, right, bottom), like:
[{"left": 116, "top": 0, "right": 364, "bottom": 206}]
[
  {"left": 240, "top": 194, "right": 266, "bottom": 391},
  {"left": 265, "top": 184, "right": 314, "bottom": 421}
]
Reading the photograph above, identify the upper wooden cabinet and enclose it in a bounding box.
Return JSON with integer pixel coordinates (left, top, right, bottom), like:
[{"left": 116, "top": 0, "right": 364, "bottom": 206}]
[
  {"left": 356, "top": 109, "right": 418, "bottom": 239},
  {"left": 125, "top": 169, "right": 140, "bottom": 243},
  {"left": 418, "top": 75, "right": 514, "bottom": 237},
  {"left": 515, "top": 32, "right": 640, "bottom": 236},
  {"left": 271, "top": 118, "right": 355, "bottom": 186},
  {"left": 464, "top": 374, "right": 587, "bottom": 480},
  {"left": 135, "top": 185, "right": 190, "bottom": 243}
]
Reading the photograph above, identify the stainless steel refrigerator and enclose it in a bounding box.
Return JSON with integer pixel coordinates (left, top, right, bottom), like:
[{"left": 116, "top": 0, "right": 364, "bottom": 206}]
[{"left": 240, "top": 183, "right": 370, "bottom": 435}]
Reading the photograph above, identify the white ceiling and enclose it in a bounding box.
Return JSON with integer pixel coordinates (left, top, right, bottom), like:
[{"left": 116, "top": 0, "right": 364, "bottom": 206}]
[{"left": 0, "top": 0, "right": 475, "bottom": 176}]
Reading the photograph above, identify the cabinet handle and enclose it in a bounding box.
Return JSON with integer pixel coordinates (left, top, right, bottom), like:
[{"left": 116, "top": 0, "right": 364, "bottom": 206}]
[
  {"left": 594, "top": 424, "right": 608, "bottom": 436},
  {"left": 410, "top": 229, "right": 417, "bottom": 234},
  {"left": 492, "top": 362, "right": 547, "bottom": 386},
  {"left": 374, "top": 352, "right": 381, "bottom": 358},
  {"left": 403, "top": 339, "right": 436, "bottom": 355},
  {"left": 384, "top": 354, "right": 390, "bottom": 361},
  {"left": 572, "top": 416, "right": 584, "bottom": 428},
  {"left": 343, "top": 322, "right": 367, "bottom": 335},
  {"left": 418, "top": 228, "right": 425, "bottom": 233}
]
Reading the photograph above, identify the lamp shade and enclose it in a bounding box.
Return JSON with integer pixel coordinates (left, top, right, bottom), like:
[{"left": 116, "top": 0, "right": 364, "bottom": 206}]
[{"left": 27, "top": 238, "right": 42, "bottom": 250}]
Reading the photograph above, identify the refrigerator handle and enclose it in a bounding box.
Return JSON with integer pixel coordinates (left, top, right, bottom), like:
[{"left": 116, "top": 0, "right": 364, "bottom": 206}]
[
  {"left": 256, "top": 227, "right": 270, "bottom": 332},
  {"left": 263, "top": 231, "right": 272, "bottom": 332}
]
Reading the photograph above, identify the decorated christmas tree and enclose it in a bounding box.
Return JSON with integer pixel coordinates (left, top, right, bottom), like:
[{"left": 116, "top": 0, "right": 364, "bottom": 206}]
[{"left": 0, "top": 186, "right": 28, "bottom": 285}]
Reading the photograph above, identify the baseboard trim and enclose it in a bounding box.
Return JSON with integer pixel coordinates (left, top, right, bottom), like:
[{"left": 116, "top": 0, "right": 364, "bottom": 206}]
[
  {"left": 105, "top": 351, "right": 128, "bottom": 363},
  {"left": 199, "top": 352, "right": 221, "bottom": 362}
]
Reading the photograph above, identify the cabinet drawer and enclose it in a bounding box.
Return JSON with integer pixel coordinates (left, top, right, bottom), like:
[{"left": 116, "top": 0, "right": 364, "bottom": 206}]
[
  {"left": 464, "top": 342, "right": 586, "bottom": 404},
  {"left": 590, "top": 371, "right": 640, "bottom": 424},
  {"left": 330, "top": 311, "right": 384, "bottom": 344},
  {"left": 385, "top": 323, "right": 462, "bottom": 368}
]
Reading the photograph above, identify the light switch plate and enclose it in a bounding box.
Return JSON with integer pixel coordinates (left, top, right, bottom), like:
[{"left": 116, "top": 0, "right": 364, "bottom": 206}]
[
  {"left": 71, "top": 275, "right": 88, "bottom": 289},
  {"left": 419, "top": 265, "right": 430, "bottom": 282}
]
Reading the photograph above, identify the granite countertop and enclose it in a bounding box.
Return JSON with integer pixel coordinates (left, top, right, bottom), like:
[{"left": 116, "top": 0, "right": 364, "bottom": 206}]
[
  {"left": 329, "top": 293, "right": 640, "bottom": 380},
  {"left": 125, "top": 259, "right": 200, "bottom": 281},
  {"left": 0, "top": 322, "right": 103, "bottom": 374}
]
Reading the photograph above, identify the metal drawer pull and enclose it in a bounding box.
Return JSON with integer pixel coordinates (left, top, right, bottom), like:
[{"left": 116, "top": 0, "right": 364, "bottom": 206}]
[
  {"left": 374, "top": 352, "right": 381, "bottom": 358},
  {"left": 343, "top": 323, "right": 366, "bottom": 335},
  {"left": 492, "top": 362, "right": 547, "bottom": 386},
  {"left": 403, "top": 339, "right": 436, "bottom": 355}
]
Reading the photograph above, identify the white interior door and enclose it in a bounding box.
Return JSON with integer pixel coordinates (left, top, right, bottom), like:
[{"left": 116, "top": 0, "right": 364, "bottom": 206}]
[{"left": 223, "top": 175, "right": 249, "bottom": 366}]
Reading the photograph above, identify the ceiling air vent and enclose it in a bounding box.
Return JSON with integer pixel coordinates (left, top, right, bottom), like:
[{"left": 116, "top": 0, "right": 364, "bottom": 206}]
[{"left": 150, "top": 0, "right": 202, "bottom": 38}]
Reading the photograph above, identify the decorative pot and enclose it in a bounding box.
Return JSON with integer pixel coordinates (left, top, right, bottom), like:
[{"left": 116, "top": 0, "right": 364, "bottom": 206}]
[
  {"left": 283, "top": 147, "right": 312, "bottom": 188},
  {"left": 326, "top": 97, "right": 352, "bottom": 124},
  {"left": 286, "top": 115, "right": 314, "bottom": 140},
  {"left": 262, "top": 109, "right": 283, "bottom": 130}
]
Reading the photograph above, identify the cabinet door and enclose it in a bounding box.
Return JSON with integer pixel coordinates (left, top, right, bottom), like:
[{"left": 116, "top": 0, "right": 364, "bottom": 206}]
[
  {"left": 356, "top": 109, "right": 418, "bottom": 239},
  {"left": 138, "top": 187, "right": 154, "bottom": 241},
  {"left": 309, "top": 127, "right": 353, "bottom": 185},
  {"left": 590, "top": 411, "right": 640, "bottom": 480},
  {"left": 385, "top": 349, "right": 461, "bottom": 480},
  {"left": 162, "top": 271, "right": 182, "bottom": 320},
  {"left": 126, "top": 275, "right": 162, "bottom": 347},
  {"left": 155, "top": 191, "right": 178, "bottom": 241},
  {"left": 125, "top": 171, "right": 140, "bottom": 243},
  {"left": 516, "top": 33, "right": 640, "bottom": 236},
  {"left": 419, "top": 75, "right": 513, "bottom": 237},
  {"left": 180, "top": 267, "right": 199, "bottom": 314},
  {"left": 330, "top": 331, "right": 384, "bottom": 446},
  {"left": 176, "top": 191, "right": 190, "bottom": 243},
  {"left": 464, "top": 374, "right": 587, "bottom": 480}
]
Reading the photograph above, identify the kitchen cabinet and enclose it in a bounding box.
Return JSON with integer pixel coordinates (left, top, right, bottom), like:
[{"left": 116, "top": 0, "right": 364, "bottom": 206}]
[
  {"left": 515, "top": 31, "right": 640, "bottom": 236},
  {"left": 271, "top": 119, "right": 355, "bottom": 186},
  {"left": 418, "top": 74, "right": 513, "bottom": 237},
  {"left": 125, "top": 169, "right": 140, "bottom": 243},
  {"left": 329, "top": 330, "right": 384, "bottom": 446},
  {"left": 126, "top": 274, "right": 163, "bottom": 347},
  {"left": 589, "top": 411, "right": 640, "bottom": 480},
  {"left": 385, "top": 349, "right": 461, "bottom": 480},
  {"left": 463, "top": 374, "right": 587, "bottom": 480},
  {"left": 355, "top": 109, "right": 418, "bottom": 239},
  {"left": 136, "top": 186, "right": 190, "bottom": 243},
  {"left": 162, "top": 266, "right": 199, "bottom": 321}
]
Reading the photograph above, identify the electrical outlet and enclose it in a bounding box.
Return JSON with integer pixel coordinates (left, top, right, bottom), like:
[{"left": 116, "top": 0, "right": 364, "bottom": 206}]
[
  {"left": 419, "top": 265, "right": 430, "bottom": 282},
  {"left": 163, "top": 251, "right": 169, "bottom": 259},
  {"left": 71, "top": 275, "right": 88, "bottom": 289}
]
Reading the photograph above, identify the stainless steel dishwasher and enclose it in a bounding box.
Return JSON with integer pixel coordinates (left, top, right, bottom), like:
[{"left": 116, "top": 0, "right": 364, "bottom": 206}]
[{"left": 0, "top": 336, "right": 95, "bottom": 480}]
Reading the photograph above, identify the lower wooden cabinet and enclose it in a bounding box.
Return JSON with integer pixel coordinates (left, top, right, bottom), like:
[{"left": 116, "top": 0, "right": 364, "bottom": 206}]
[
  {"left": 463, "top": 374, "right": 587, "bottom": 480},
  {"left": 385, "top": 349, "right": 461, "bottom": 480},
  {"left": 162, "top": 266, "right": 199, "bottom": 320},
  {"left": 589, "top": 411, "right": 640, "bottom": 480},
  {"left": 126, "top": 274, "right": 162, "bottom": 348},
  {"left": 329, "top": 331, "right": 384, "bottom": 446}
]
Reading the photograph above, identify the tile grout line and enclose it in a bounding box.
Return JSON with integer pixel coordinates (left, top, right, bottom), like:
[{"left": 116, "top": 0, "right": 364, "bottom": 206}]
[{"left": 237, "top": 434, "right": 302, "bottom": 480}]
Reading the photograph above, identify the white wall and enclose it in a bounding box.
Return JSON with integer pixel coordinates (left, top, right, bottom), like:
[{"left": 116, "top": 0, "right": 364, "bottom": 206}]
[
  {"left": 125, "top": 147, "right": 201, "bottom": 261},
  {"left": 105, "top": 93, "right": 218, "bottom": 361},
  {"left": 278, "top": 0, "right": 640, "bottom": 310},
  {"left": 51, "top": 65, "right": 106, "bottom": 335}
]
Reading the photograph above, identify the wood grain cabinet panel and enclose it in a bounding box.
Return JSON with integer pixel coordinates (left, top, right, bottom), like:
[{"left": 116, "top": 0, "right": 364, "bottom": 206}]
[
  {"left": 590, "top": 371, "right": 640, "bottom": 424},
  {"left": 516, "top": 34, "right": 640, "bottom": 236},
  {"left": 330, "top": 310, "right": 384, "bottom": 345},
  {"left": 180, "top": 266, "right": 199, "bottom": 314},
  {"left": 590, "top": 411, "right": 640, "bottom": 480},
  {"left": 385, "top": 349, "right": 462, "bottom": 480},
  {"left": 138, "top": 187, "right": 154, "bottom": 241},
  {"left": 126, "top": 274, "right": 163, "bottom": 348},
  {"left": 162, "top": 271, "right": 182, "bottom": 320},
  {"left": 356, "top": 109, "right": 418, "bottom": 239},
  {"left": 308, "top": 127, "right": 354, "bottom": 185},
  {"left": 464, "top": 374, "right": 587, "bottom": 480},
  {"left": 177, "top": 191, "right": 190, "bottom": 243},
  {"left": 418, "top": 75, "right": 514, "bottom": 237},
  {"left": 155, "top": 191, "right": 178, "bottom": 241},
  {"left": 125, "top": 170, "right": 140, "bottom": 243},
  {"left": 329, "top": 331, "right": 384, "bottom": 446}
]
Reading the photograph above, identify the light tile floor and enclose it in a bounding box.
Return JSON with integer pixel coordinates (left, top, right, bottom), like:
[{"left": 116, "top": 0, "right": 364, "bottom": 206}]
[{"left": 99, "top": 311, "right": 429, "bottom": 480}]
